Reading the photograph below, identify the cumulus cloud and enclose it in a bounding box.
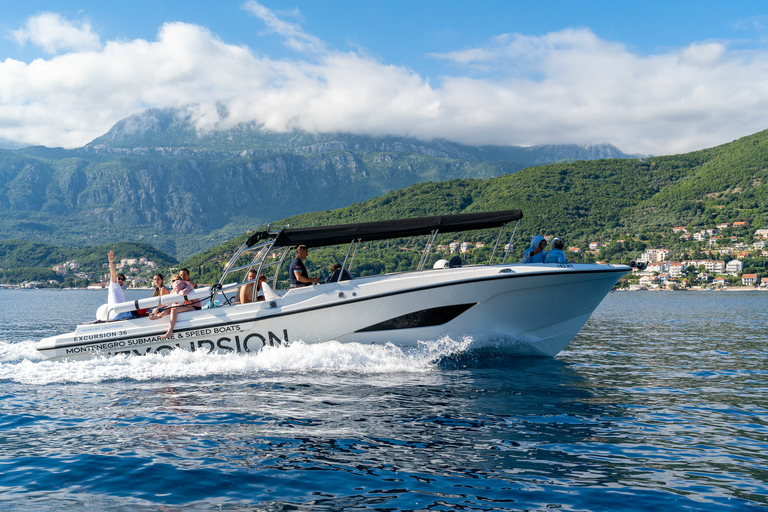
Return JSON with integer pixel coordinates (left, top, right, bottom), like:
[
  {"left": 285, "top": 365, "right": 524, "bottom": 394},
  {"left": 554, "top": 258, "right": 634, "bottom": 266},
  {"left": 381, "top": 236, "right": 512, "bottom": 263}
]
[
  {"left": 2, "top": 3, "right": 768, "bottom": 155},
  {"left": 11, "top": 12, "right": 101, "bottom": 54}
]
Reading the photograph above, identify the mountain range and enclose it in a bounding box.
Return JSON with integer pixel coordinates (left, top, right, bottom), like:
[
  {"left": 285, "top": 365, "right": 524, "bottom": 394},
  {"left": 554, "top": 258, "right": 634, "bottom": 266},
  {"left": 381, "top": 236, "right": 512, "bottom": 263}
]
[
  {"left": 0, "top": 108, "right": 639, "bottom": 259},
  {"left": 3, "top": 113, "right": 767, "bottom": 285}
]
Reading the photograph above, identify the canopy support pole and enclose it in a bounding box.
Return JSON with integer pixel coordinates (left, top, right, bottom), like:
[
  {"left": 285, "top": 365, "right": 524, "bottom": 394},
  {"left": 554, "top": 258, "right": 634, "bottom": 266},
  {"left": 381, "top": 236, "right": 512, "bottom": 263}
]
[
  {"left": 339, "top": 239, "right": 357, "bottom": 280},
  {"left": 502, "top": 219, "right": 520, "bottom": 264},
  {"left": 488, "top": 223, "right": 506, "bottom": 265},
  {"left": 418, "top": 230, "right": 438, "bottom": 271},
  {"left": 343, "top": 239, "right": 361, "bottom": 281}
]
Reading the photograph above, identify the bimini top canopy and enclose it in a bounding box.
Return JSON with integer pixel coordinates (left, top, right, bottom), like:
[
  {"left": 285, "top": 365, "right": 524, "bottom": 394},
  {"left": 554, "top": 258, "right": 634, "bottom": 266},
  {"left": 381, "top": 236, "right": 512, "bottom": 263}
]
[{"left": 265, "top": 209, "right": 523, "bottom": 249}]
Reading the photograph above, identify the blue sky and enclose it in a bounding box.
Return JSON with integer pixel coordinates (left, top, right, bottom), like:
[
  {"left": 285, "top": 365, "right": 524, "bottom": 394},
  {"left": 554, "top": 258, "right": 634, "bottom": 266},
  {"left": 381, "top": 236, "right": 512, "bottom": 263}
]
[{"left": 2, "top": 1, "right": 768, "bottom": 154}]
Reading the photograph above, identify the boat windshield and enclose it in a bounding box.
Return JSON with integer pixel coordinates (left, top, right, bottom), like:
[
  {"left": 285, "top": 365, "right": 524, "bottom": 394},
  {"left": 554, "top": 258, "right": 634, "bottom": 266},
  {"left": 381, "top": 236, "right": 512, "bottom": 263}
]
[{"left": 211, "top": 210, "right": 522, "bottom": 305}]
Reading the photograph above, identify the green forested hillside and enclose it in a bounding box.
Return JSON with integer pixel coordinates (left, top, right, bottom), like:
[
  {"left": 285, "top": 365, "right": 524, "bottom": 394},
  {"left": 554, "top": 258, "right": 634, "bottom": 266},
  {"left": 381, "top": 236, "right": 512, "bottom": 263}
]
[
  {"left": 178, "top": 128, "right": 768, "bottom": 284},
  {"left": 0, "top": 241, "right": 177, "bottom": 285}
]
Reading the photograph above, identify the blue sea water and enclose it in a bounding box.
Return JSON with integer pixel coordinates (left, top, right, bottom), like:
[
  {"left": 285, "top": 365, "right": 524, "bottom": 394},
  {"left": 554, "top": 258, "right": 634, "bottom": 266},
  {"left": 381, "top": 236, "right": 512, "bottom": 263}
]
[{"left": 0, "top": 288, "right": 766, "bottom": 511}]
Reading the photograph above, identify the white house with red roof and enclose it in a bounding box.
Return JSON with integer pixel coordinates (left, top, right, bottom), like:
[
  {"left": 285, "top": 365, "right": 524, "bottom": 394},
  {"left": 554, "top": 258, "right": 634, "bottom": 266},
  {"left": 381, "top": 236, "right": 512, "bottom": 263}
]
[{"left": 742, "top": 273, "right": 760, "bottom": 286}]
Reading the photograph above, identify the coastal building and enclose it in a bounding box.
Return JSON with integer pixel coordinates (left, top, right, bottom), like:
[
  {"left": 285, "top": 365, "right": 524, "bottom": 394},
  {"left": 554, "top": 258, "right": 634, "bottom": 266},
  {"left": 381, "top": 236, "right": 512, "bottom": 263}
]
[
  {"left": 646, "top": 261, "right": 670, "bottom": 273},
  {"left": 588, "top": 242, "right": 601, "bottom": 251},
  {"left": 754, "top": 228, "right": 768, "bottom": 238},
  {"left": 681, "top": 259, "right": 726, "bottom": 274},
  {"left": 726, "top": 260, "right": 744, "bottom": 275},
  {"left": 733, "top": 221, "right": 747, "bottom": 228},
  {"left": 668, "top": 262, "right": 685, "bottom": 278},
  {"left": 713, "top": 277, "right": 726, "bottom": 287},
  {"left": 639, "top": 248, "right": 673, "bottom": 262},
  {"left": 705, "top": 260, "right": 726, "bottom": 274},
  {"left": 742, "top": 273, "right": 760, "bottom": 286},
  {"left": 672, "top": 227, "right": 688, "bottom": 233}
]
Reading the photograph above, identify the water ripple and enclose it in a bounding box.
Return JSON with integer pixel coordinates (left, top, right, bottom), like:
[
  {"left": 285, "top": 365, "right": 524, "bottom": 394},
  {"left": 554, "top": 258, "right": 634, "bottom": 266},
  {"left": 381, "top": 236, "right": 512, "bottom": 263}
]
[{"left": 0, "top": 289, "right": 765, "bottom": 510}]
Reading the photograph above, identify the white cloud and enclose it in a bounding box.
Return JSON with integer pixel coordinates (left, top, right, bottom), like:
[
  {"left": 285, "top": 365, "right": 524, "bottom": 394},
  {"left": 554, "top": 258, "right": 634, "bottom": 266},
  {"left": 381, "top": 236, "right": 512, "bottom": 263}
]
[
  {"left": 241, "top": 0, "right": 325, "bottom": 54},
  {"left": 11, "top": 12, "right": 101, "bottom": 54},
  {"left": 2, "top": 4, "right": 768, "bottom": 155}
]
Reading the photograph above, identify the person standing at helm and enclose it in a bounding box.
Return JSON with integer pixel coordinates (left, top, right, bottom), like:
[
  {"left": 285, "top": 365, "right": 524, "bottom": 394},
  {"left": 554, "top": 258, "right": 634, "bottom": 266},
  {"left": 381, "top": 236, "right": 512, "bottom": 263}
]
[
  {"left": 522, "top": 235, "right": 548, "bottom": 263},
  {"left": 289, "top": 245, "right": 320, "bottom": 288}
]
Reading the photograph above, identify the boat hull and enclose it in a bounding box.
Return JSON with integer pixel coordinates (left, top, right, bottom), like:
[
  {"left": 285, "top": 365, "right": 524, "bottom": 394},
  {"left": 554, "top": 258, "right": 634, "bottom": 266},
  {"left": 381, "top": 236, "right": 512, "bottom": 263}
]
[{"left": 37, "top": 263, "right": 628, "bottom": 360}]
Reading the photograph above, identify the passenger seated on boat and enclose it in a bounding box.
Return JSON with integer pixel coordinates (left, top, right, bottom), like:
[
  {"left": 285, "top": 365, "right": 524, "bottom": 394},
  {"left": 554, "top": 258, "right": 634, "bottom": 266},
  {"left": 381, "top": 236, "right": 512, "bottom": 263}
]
[
  {"left": 152, "top": 273, "right": 170, "bottom": 298},
  {"left": 107, "top": 250, "right": 138, "bottom": 320},
  {"left": 289, "top": 245, "right": 320, "bottom": 288},
  {"left": 135, "top": 273, "right": 170, "bottom": 317},
  {"left": 240, "top": 270, "right": 267, "bottom": 303},
  {"left": 149, "top": 275, "right": 196, "bottom": 339},
  {"left": 544, "top": 238, "right": 568, "bottom": 264},
  {"left": 522, "top": 235, "right": 548, "bottom": 263},
  {"left": 179, "top": 268, "right": 202, "bottom": 310}
]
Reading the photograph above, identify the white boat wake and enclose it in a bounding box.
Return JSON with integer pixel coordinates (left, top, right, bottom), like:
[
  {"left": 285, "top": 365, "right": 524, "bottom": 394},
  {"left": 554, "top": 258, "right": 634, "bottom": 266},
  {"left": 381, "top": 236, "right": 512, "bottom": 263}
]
[{"left": 0, "top": 336, "right": 486, "bottom": 385}]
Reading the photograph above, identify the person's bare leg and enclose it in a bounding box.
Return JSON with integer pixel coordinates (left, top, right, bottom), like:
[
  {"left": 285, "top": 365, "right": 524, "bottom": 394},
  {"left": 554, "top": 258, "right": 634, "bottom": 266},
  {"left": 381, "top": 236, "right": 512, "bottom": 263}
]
[
  {"left": 161, "top": 309, "right": 178, "bottom": 339},
  {"left": 161, "top": 306, "right": 193, "bottom": 339}
]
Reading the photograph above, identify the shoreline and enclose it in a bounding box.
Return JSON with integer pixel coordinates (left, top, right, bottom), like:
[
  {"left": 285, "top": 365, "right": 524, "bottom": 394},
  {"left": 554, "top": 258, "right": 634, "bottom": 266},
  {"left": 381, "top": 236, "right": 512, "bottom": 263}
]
[{"left": 618, "top": 286, "right": 766, "bottom": 292}]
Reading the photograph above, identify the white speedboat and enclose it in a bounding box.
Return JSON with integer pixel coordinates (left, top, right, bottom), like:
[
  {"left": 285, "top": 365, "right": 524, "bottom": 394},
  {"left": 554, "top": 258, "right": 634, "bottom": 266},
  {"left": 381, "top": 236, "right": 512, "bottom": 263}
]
[{"left": 37, "top": 210, "right": 630, "bottom": 360}]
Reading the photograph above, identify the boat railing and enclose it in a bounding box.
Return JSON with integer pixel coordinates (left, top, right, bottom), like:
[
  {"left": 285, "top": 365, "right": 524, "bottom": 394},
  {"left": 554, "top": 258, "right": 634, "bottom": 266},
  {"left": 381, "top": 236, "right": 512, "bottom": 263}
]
[
  {"left": 214, "top": 235, "right": 282, "bottom": 305},
  {"left": 212, "top": 214, "right": 522, "bottom": 304}
]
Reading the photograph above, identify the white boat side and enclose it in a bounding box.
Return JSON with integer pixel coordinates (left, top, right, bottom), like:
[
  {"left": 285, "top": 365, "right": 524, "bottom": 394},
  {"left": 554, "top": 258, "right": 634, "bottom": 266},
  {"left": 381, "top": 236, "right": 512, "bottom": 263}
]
[{"left": 37, "top": 262, "right": 629, "bottom": 360}]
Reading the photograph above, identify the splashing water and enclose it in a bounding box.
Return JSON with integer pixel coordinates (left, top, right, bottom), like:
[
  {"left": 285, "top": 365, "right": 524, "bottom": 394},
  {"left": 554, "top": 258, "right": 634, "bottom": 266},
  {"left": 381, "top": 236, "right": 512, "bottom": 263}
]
[{"left": 0, "top": 335, "right": 480, "bottom": 385}]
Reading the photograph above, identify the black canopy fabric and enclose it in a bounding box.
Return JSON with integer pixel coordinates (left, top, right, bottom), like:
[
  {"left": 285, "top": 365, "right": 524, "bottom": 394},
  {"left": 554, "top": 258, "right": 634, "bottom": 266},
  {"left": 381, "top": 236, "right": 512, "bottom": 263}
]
[{"left": 267, "top": 210, "right": 523, "bottom": 249}]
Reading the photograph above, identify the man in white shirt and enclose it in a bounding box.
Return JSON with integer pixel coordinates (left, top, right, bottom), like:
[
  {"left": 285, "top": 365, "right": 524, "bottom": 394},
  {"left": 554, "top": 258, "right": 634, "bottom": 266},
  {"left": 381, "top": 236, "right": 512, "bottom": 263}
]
[{"left": 107, "top": 250, "right": 135, "bottom": 320}]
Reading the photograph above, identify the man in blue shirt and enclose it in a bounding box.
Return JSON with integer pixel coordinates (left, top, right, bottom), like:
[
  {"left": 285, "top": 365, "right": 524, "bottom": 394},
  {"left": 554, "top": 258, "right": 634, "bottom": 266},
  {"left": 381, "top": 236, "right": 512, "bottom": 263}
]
[{"left": 289, "top": 245, "right": 320, "bottom": 288}]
